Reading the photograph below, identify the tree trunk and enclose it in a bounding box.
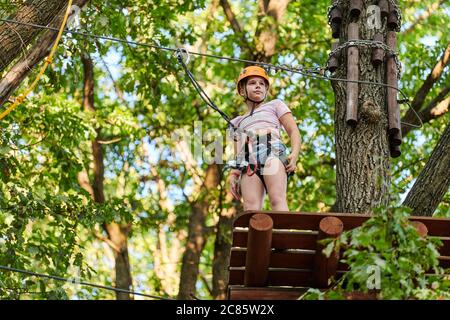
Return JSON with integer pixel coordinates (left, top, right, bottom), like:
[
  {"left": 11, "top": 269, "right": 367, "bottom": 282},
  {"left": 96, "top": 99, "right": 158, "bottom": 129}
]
[
  {"left": 333, "top": 1, "right": 392, "bottom": 213},
  {"left": 80, "top": 53, "right": 133, "bottom": 300},
  {"left": 403, "top": 123, "right": 450, "bottom": 216},
  {"left": 254, "top": 0, "right": 290, "bottom": 62},
  {"left": 178, "top": 164, "right": 220, "bottom": 300},
  {"left": 0, "top": 0, "right": 69, "bottom": 72},
  {"left": 0, "top": 0, "right": 88, "bottom": 105},
  {"left": 211, "top": 186, "right": 241, "bottom": 299}
]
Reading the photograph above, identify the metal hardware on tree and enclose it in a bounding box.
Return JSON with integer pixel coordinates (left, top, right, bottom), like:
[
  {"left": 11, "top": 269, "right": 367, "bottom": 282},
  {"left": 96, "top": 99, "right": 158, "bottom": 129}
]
[
  {"left": 371, "top": 33, "right": 385, "bottom": 66},
  {"left": 346, "top": 23, "right": 359, "bottom": 126},
  {"left": 327, "top": 41, "right": 340, "bottom": 73},
  {"left": 349, "top": 0, "right": 363, "bottom": 18}
]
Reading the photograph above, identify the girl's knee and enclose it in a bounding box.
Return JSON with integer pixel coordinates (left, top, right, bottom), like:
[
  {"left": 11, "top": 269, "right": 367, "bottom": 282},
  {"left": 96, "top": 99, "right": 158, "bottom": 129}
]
[
  {"left": 244, "top": 200, "right": 262, "bottom": 211},
  {"left": 269, "top": 193, "right": 285, "bottom": 207}
]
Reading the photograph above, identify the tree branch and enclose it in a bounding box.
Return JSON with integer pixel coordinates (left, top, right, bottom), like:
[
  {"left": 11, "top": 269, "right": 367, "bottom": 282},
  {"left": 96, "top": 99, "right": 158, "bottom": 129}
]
[
  {"left": 219, "top": 0, "right": 252, "bottom": 53},
  {"left": 0, "top": 0, "right": 89, "bottom": 106},
  {"left": 402, "top": 84, "right": 450, "bottom": 135},
  {"left": 94, "top": 232, "right": 121, "bottom": 253},
  {"left": 402, "top": 42, "right": 450, "bottom": 130}
]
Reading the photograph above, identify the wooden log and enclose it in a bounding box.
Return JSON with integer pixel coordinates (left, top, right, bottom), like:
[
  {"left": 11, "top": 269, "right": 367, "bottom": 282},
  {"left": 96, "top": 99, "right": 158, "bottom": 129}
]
[
  {"left": 314, "top": 216, "right": 344, "bottom": 288},
  {"left": 331, "top": 20, "right": 341, "bottom": 39},
  {"left": 378, "top": 0, "right": 389, "bottom": 19},
  {"left": 389, "top": 143, "right": 401, "bottom": 158},
  {"left": 244, "top": 213, "right": 273, "bottom": 287},
  {"left": 346, "top": 23, "right": 359, "bottom": 126},
  {"left": 386, "top": 31, "right": 400, "bottom": 135},
  {"left": 330, "top": 6, "right": 342, "bottom": 24},
  {"left": 389, "top": 130, "right": 402, "bottom": 146},
  {"left": 372, "top": 33, "right": 385, "bottom": 66},
  {"left": 350, "top": 0, "right": 363, "bottom": 18},
  {"left": 411, "top": 221, "right": 428, "bottom": 238},
  {"left": 328, "top": 41, "right": 340, "bottom": 73},
  {"left": 387, "top": 3, "right": 399, "bottom": 30}
]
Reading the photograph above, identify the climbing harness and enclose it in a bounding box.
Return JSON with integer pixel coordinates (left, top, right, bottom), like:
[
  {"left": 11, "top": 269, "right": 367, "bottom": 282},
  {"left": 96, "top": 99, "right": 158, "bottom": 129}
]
[{"left": 0, "top": 0, "right": 74, "bottom": 120}]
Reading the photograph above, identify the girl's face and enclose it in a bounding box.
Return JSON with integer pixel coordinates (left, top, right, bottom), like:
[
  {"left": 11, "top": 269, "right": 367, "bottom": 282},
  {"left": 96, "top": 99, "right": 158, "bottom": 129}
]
[{"left": 242, "top": 76, "right": 268, "bottom": 101}]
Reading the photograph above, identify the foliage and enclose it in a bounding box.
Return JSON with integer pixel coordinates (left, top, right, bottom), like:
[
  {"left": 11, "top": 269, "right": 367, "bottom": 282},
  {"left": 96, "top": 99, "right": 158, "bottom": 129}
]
[
  {"left": 302, "top": 206, "right": 450, "bottom": 300},
  {"left": 0, "top": 0, "right": 449, "bottom": 299}
]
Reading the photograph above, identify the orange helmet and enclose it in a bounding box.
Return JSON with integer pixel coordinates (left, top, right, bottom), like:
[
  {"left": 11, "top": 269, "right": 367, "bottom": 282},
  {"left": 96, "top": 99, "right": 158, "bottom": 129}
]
[{"left": 236, "top": 66, "right": 270, "bottom": 94}]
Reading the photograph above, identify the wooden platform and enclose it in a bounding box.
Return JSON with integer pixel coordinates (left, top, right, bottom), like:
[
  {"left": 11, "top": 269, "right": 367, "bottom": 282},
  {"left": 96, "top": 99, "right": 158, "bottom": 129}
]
[{"left": 227, "top": 210, "right": 450, "bottom": 300}]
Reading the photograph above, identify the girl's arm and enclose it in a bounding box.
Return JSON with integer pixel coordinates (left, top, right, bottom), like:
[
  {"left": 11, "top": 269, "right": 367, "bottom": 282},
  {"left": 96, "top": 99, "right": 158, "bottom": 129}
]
[{"left": 280, "top": 113, "right": 301, "bottom": 173}]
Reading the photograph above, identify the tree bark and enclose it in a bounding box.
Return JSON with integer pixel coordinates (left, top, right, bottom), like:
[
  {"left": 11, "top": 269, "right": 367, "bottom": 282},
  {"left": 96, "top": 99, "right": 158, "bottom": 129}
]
[
  {"left": 403, "top": 123, "right": 450, "bottom": 216},
  {"left": 178, "top": 164, "right": 221, "bottom": 300},
  {"left": 0, "top": 0, "right": 69, "bottom": 72},
  {"left": 333, "top": 1, "right": 391, "bottom": 213},
  {"left": 80, "top": 52, "right": 133, "bottom": 300},
  {"left": 0, "top": 0, "right": 88, "bottom": 105},
  {"left": 211, "top": 172, "right": 243, "bottom": 299}
]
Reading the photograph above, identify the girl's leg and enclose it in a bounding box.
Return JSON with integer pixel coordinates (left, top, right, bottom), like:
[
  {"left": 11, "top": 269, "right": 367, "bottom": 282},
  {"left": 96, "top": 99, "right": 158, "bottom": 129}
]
[
  {"left": 240, "top": 173, "right": 266, "bottom": 210},
  {"left": 262, "top": 157, "right": 289, "bottom": 211}
]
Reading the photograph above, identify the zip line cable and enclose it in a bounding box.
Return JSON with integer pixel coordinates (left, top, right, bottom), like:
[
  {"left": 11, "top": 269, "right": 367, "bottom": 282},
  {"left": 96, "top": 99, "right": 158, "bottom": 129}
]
[
  {"left": 0, "top": 18, "right": 423, "bottom": 128},
  {"left": 0, "top": 1, "right": 73, "bottom": 121},
  {"left": 0, "top": 265, "right": 174, "bottom": 300}
]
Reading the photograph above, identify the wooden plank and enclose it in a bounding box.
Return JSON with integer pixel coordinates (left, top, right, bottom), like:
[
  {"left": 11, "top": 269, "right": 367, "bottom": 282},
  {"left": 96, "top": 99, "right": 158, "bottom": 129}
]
[
  {"left": 408, "top": 216, "right": 450, "bottom": 237},
  {"left": 228, "top": 286, "right": 308, "bottom": 300},
  {"left": 229, "top": 268, "right": 315, "bottom": 287},
  {"left": 234, "top": 211, "right": 450, "bottom": 238},
  {"left": 438, "top": 238, "right": 450, "bottom": 256},
  {"left": 439, "top": 256, "right": 450, "bottom": 268},
  {"left": 230, "top": 249, "right": 314, "bottom": 269},
  {"left": 271, "top": 251, "right": 314, "bottom": 269},
  {"left": 231, "top": 248, "right": 350, "bottom": 272},
  {"left": 233, "top": 229, "right": 318, "bottom": 250},
  {"left": 234, "top": 211, "right": 371, "bottom": 230}
]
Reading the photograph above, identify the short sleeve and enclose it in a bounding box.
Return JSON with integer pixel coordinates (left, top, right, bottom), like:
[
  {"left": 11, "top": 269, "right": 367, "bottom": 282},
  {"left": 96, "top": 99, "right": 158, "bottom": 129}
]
[
  {"left": 228, "top": 116, "right": 241, "bottom": 140},
  {"left": 275, "top": 99, "right": 291, "bottom": 119}
]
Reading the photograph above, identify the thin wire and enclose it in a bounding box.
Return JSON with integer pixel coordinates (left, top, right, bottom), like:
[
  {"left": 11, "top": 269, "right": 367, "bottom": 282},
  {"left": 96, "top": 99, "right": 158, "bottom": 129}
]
[
  {"left": 0, "top": 265, "right": 174, "bottom": 300},
  {"left": 0, "top": 18, "right": 423, "bottom": 128}
]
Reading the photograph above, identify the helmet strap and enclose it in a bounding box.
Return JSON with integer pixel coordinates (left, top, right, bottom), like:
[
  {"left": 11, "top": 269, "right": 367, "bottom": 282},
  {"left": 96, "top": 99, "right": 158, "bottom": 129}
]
[{"left": 244, "top": 86, "right": 266, "bottom": 105}]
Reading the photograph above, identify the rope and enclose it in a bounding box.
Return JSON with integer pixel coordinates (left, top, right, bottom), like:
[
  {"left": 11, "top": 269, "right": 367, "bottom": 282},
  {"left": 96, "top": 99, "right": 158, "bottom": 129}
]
[
  {"left": 0, "top": 265, "right": 174, "bottom": 300},
  {"left": 0, "top": 17, "right": 422, "bottom": 128},
  {"left": 0, "top": 0, "right": 74, "bottom": 121},
  {"left": 175, "top": 49, "right": 255, "bottom": 139}
]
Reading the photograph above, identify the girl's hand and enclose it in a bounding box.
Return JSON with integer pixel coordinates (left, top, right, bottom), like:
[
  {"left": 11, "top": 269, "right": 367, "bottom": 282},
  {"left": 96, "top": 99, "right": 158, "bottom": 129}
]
[
  {"left": 229, "top": 171, "right": 241, "bottom": 201},
  {"left": 285, "top": 153, "right": 298, "bottom": 173}
]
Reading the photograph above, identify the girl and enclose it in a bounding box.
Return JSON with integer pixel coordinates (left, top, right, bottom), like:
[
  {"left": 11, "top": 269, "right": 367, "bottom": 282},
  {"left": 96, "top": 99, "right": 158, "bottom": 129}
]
[{"left": 229, "top": 66, "right": 301, "bottom": 211}]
